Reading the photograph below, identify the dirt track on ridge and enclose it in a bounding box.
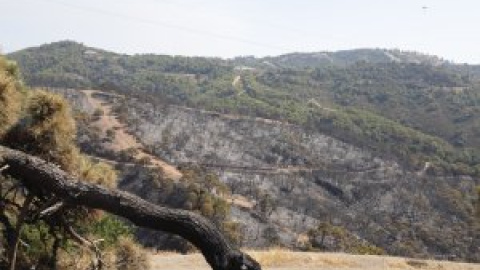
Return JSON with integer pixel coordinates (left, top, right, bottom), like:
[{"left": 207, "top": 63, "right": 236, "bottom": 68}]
[{"left": 82, "top": 90, "right": 182, "bottom": 180}]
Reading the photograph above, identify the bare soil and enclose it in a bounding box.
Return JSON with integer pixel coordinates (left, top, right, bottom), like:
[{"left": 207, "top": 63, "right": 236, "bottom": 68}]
[{"left": 82, "top": 90, "right": 182, "bottom": 180}]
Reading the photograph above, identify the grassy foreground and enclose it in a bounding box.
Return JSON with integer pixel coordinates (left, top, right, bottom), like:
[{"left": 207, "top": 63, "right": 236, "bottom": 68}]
[{"left": 150, "top": 249, "right": 480, "bottom": 270}]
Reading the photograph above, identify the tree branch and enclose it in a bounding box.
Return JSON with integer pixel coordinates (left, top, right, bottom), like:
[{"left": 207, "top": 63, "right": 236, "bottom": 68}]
[
  {"left": 66, "top": 224, "right": 103, "bottom": 270},
  {"left": 0, "top": 145, "right": 261, "bottom": 270},
  {"left": 39, "top": 201, "right": 64, "bottom": 218},
  {"left": 0, "top": 165, "right": 8, "bottom": 172}
]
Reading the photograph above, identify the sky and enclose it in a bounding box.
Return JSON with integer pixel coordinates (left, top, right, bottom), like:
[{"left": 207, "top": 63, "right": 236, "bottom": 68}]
[{"left": 1, "top": 0, "right": 479, "bottom": 63}]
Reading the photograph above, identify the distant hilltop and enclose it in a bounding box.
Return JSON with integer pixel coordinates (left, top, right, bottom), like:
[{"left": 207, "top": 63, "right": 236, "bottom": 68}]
[
  {"left": 234, "top": 48, "right": 448, "bottom": 69},
  {"left": 11, "top": 40, "right": 448, "bottom": 68}
]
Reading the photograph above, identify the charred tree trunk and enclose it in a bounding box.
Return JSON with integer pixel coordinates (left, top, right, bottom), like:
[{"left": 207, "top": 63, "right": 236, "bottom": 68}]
[{"left": 0, "top": 145, "right": 261, "bottom": 270}]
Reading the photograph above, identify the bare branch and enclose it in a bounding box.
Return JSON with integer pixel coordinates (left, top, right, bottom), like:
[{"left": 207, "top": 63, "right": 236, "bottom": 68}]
[
  {"left": 0, "top": 164, "right": 8, "bottom": 172},
  {"left": 66, "top": 224, "right": 103, "bottom": 270},
  {"left": 39, "top": 201, "right": 65, "bottom": 218}
]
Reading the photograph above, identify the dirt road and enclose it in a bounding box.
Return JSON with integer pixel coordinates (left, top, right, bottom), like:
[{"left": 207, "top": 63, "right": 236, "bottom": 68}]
[{"left": 82, "top": 90, "right": 182, "bottom": 180}]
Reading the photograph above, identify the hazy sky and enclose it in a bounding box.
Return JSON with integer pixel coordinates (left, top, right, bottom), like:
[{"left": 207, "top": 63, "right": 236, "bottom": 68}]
[{"left": 1, "top": 0, "right": 479, "bottom": 63}]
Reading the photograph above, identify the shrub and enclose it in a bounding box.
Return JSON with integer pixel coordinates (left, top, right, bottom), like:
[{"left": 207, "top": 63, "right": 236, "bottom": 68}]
[
  {"left": 0, "top": 58, "right": 22, "bottom": 137},
  {"left": 6, "top": 90, "right": 80, "bottom": 172},
  {"left": 111, "top": 237, "right": 150, "bottom": 270},
  {"left": 90, "top": 215, "right": 133, "bottom": 248},
  {"left": 78, "top": 155, "right": 117, "bottom": 188}
]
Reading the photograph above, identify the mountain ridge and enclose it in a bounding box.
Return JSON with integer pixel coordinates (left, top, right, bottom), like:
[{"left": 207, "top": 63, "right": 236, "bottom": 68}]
[
  {"left": 233, "top": 48, "right": 449, "bottom": 69},
  {"left": 7, "top": 40, "right": 480, "bottom": 177},
  {"left": 9, "top": 40, "right": 454, "bottom": 66}
]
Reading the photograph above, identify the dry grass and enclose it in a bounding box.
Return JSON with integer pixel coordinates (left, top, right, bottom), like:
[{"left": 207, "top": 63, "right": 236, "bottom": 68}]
[
  {"left": 112, "top": 237, "right": 150, "bottom": 270},
  {"left": 247, "top": 248, "right": 357, "bottom": 268},
  {"left": 150, "top": 249, "right": 480, "bottom": 270}
]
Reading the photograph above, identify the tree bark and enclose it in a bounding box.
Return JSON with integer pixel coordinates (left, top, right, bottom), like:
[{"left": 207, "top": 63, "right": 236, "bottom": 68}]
[{"left": 0, "top": 145, "right": 261, "bottom": 270}]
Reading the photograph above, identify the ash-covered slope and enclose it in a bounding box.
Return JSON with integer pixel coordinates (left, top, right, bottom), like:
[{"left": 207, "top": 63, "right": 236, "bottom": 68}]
[
  {"left": 54, "top": 88, "right": 478, "bottom": 261},
  {"left": 119, "top": 95, "right": 478, "bottom": 261}
]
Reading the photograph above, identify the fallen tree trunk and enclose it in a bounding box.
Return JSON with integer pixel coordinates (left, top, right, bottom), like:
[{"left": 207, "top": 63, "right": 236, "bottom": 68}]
[{"left": 0, "top": 145, "right": 261, "bottom": 270}]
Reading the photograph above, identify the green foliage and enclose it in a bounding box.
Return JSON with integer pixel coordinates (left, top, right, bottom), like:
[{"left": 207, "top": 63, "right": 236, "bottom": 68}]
[
  {"left": 17, "top": 221, "right": 58, "bottom": 269},
  {"left": 89, "top": 215, "right": 133, "bottom": 247},
  {"left": 9, "top": 41, "right": 231, "bottom": 103},
  {"left": 307, "top": 107, "right": 459, "bottom": 169}
]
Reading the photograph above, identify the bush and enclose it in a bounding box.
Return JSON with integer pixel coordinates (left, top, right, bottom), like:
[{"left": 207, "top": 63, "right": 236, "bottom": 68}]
[
  {"left": 78, "top": 155, "right": 117, "bottom": 188},
  {"left": 90, "top": 215, "right": 133, "bottom": 247},
  {"left": 6, "top": 90, "right": 80, "bottom": 172},
  {"left": 110, "top": 237, "right": 150, "bottom": 270}
]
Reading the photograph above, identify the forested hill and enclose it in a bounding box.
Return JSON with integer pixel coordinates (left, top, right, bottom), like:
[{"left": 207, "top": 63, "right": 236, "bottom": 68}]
[
  {"left": 232, "top": 48, "right": 448, "bottom": 69},
  {"left": 8, "top": 41, "right": 480, "bottom": 176}
]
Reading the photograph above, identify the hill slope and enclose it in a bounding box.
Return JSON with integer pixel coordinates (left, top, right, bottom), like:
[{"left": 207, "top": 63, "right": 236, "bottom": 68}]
[
  {"left": 232, "top": 48, "right": 448, "bottom": 69},
  {"left": 6, "top": 41, "right": 480, "bottom": 262},
  {"left": 44, "top": 88, "right": 480, "bottom": 262},
  {"left": 8, "top": 41, "right": 480, "bottom": 159}
]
